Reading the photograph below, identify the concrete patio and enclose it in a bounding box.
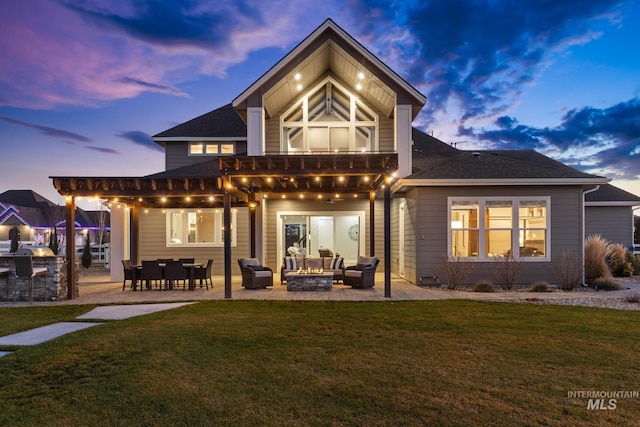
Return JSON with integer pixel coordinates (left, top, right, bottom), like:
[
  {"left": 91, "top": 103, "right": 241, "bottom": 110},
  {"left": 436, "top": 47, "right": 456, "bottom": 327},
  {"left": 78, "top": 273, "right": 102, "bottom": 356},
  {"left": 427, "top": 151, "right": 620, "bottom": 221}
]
[{"left": 1, "top": 269, "right": 639, "bottom": 310}]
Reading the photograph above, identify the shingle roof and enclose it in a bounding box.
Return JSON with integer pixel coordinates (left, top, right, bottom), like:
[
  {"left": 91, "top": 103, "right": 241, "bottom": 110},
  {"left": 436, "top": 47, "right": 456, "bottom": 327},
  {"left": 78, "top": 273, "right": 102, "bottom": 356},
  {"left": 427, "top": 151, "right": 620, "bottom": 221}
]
[
  {"left": 585, "top": 183, "right": 640, "bottom": 203},
  {"left": 412, "top": 128, "right": 459, "bottom": 173},
  {"left": 152, "top": 104, "right": 247, "bottom": 140},
  {"left": 0, "top": 190, "right": 58, "bottom": 208},
  {"left": 406, "top": 150, "right": 605, "bottom": 180},
  {"left": 144, "top": 159, "right": 222, "bottom": 179}
]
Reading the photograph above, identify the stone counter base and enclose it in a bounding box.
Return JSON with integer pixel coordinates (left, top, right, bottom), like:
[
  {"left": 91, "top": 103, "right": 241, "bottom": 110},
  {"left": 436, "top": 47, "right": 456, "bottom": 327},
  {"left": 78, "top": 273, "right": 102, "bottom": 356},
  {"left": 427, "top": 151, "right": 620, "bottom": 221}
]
[{"left": 0, "top": 256, "right": 68, "bottom": 302}]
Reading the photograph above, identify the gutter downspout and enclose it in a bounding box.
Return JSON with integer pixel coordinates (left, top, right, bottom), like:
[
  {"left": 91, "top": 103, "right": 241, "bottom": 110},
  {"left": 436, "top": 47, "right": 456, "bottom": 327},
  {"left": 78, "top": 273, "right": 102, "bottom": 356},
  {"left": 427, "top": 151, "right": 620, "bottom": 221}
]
[{"left": 582, "top": 185, "right": 600, "bottom": 286}]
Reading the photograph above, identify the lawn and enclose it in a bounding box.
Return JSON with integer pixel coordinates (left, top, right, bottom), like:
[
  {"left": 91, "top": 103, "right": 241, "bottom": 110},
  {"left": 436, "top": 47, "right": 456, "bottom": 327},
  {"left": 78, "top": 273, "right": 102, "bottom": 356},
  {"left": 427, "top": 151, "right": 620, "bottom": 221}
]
[{"left": 0, "top": 300, "right": 639, "bottom": 426}]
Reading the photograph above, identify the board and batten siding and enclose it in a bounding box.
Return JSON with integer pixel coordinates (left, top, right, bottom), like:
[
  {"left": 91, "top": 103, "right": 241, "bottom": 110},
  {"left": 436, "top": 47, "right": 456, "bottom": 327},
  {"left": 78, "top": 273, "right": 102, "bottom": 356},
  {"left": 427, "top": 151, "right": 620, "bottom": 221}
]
[
  {"left": 409, "top": 185, "right": 585, "bottom": 286},
  {"left": 137, "top": 208, "right": 251, "bottom": 274},
  {"left": 586, "top": 206, "right": 634, "bottom": 247},
  {"left": 263, "top": 105, "right": 395, "bottom": 153}
]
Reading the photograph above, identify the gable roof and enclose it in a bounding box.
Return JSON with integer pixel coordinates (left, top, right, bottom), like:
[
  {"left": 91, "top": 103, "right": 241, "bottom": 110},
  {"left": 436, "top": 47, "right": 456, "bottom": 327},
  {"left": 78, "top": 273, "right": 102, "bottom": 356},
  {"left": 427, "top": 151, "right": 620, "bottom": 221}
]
[
  {"left": 153, "top": 103, "right": 247, "bottom": 143},
  {"left": 232, "top": 18, "right": 425, "bottom": 118},
  {"left": 396, "top": 149, "right": 608, "bottom": 188},
  {"left": 585, "top": 183, "right": 640, "bottom": 206},
  {"left": 0, "top": 190, "right": 58, "bottom": 209}
]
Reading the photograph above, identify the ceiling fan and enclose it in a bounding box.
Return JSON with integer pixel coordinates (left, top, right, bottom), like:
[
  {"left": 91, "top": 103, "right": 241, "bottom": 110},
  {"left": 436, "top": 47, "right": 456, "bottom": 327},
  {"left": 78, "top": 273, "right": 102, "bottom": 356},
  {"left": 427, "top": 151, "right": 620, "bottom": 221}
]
[{"left": 324, "top": 198, "right": 344, "bottom": 204}]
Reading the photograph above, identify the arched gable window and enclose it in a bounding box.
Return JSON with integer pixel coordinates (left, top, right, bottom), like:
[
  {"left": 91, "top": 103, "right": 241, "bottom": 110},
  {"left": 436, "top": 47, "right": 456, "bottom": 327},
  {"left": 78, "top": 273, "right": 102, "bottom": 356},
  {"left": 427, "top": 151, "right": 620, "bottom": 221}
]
[{"left": 281, "top": 78, "right": 378, "bottom": 153}]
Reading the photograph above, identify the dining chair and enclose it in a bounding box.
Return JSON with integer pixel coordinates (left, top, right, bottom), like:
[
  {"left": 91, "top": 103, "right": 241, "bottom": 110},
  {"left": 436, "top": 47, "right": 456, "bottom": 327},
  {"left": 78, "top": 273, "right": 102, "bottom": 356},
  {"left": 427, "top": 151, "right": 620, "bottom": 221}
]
[
  {"left": 163, "top": 260, "right": 188, "bottom": 290},
  {"left": 122, "top": 259, "right": 135, "bottom": 291},
  {"left": 178, "top": 258, "right": 195, "bottom": 264},
  {"left": 157, "top": 258, "right": 174, "bottom": 264},
  {"left": 140, "top": 260, "right": 163, "bottom": 290},
  {"left": 14, "top": 256, "right": 48, "bottom": 304},
  {"left": 194, "top": 259, "right": 213, "bottom": 289}
]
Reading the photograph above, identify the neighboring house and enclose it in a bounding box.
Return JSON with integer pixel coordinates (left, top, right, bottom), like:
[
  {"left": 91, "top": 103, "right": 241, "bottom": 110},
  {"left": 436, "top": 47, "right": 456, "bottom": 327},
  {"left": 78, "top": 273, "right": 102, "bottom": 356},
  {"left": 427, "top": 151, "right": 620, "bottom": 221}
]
[
  {"left": 584, "top": 184, "right": 640, "bottom": 248},
  {"left": 0, "top": 190, "right": 110, "bottom": 251},
  {"left": 51, "top": 19, "right": 637, "bottom": 294}
]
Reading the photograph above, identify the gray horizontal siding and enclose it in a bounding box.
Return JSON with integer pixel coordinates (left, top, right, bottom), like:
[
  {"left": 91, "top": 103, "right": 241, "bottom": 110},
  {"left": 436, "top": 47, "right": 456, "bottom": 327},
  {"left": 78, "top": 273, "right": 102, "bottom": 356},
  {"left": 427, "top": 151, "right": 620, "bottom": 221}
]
[
  {"left": 586, "top": 206, "right": 634, "bottom": 247},
  {"left": 410, "top": 186, "right": 585, "bottom": 286}
]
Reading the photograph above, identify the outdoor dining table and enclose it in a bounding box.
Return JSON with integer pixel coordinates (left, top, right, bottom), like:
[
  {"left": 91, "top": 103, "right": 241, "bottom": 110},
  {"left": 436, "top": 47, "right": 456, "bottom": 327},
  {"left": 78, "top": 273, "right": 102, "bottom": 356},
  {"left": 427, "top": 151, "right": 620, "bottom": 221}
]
[{"left": 132, "top": 262, "right": 203, "bottom": 291}]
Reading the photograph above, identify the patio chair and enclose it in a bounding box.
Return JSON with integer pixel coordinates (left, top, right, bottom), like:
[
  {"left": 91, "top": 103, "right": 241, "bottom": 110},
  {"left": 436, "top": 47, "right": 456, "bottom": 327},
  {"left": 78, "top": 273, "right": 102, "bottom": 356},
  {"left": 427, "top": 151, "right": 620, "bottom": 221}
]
[
  {"left": 140, "top": 260, "right": 163, "bottom": 290},
  {"left": 13, "top": 256, "right": 48, "bottom": 303},
  {"left": 194, "top": 259, "right": 213, "bottom": 289},
  {"left": 237, "top": 258, "right": 273, "bottom": 289},
  {"left": 163, "top": 260, "right": 188, "bottom": 290},
  {"left": 122, "top": 259, "right": 135, "bottom": 291},
  {"left": 0, "top": 267, "right": 11, "bottom": 301},
  {"left": 343, "top": 256, "right": 380, "bottom": 289}
]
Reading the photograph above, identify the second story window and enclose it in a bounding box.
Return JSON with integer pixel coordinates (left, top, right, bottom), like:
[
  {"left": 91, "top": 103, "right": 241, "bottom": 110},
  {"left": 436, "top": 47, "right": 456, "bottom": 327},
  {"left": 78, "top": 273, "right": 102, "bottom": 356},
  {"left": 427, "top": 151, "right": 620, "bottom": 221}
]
[
  {"left": 189, "top": 142, "right": 235, "bottom": 156},
  {"left": 281, "top": 78, "right": 378, "bottom": 153}
]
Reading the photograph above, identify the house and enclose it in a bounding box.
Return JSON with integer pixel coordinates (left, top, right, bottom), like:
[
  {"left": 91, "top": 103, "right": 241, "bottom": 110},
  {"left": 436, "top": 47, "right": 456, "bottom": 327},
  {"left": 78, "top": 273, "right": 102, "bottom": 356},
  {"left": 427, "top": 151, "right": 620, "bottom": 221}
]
[
  {"left": 0, "top": 190, "right": 110, "bottom": 252},
  {"left": 584, "top": 184, "right": 640, "bottom": 248},
  {"left": 50, "top": 19, "right": 637, "bottom": 297}
]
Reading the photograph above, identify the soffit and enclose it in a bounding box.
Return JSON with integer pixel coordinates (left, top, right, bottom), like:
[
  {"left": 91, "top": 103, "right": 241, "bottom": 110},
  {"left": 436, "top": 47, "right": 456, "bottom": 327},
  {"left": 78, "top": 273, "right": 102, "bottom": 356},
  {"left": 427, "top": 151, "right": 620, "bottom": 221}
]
[{"left": 262, "top": 40, "right": 397, "bottom": 118}]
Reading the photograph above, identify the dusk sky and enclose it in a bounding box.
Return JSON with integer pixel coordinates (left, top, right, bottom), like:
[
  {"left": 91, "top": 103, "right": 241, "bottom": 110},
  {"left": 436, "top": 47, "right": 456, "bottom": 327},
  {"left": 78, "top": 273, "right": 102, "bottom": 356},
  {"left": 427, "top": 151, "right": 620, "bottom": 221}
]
[{"left": 1, "top": 0, "right": 639, "bottom": 211}]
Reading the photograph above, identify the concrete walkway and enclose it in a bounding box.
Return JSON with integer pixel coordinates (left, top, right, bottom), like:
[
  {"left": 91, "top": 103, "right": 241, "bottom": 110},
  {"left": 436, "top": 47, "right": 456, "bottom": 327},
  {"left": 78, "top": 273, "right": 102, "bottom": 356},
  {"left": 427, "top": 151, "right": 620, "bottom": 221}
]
[{"left": 0, "top": 302, "right": 195, "bottom": 358}]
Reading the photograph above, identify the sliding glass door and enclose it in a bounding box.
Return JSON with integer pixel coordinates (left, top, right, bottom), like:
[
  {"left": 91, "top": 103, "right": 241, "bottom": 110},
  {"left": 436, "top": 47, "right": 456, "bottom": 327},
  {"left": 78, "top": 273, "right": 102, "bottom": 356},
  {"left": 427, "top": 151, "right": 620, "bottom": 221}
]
[{"left": 278, "top": 212, "right": 363, "bottom": 265}]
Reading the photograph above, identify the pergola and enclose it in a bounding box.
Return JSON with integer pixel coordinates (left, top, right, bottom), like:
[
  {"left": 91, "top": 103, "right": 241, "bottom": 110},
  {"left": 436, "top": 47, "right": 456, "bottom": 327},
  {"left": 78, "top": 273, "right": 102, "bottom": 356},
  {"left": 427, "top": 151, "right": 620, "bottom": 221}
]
[{"left": 51, "top": 152, "right": 398, "bottom": 299}]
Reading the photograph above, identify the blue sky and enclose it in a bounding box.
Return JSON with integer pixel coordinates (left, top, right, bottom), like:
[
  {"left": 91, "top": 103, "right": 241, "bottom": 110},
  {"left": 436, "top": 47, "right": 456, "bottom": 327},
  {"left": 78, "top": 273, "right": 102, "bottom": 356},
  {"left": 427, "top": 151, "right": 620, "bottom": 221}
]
[{"left": 0, "top": 0, "right": 638, "bottom": 211}]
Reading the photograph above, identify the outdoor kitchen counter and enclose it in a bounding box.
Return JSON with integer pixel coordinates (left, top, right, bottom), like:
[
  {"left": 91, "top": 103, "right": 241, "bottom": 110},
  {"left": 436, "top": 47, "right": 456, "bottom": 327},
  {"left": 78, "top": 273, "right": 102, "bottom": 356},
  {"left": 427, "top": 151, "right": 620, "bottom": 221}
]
[{"left": 0, "top": 255, "right": 67, "bottom": 302}]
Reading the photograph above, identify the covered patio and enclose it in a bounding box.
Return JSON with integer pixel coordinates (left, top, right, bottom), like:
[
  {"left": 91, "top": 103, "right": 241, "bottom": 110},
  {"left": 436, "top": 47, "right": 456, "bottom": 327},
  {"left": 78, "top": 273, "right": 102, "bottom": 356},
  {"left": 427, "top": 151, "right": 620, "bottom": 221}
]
[{"left": 51, "top": 152, "right": 399, "bottom": 301}]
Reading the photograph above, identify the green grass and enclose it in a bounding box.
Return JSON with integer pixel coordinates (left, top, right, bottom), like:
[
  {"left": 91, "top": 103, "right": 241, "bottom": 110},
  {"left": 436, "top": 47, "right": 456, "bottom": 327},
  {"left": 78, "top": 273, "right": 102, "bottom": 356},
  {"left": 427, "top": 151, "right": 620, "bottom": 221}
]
[{"left": 1, "top": 300, "right": 639, "bottom": 426}]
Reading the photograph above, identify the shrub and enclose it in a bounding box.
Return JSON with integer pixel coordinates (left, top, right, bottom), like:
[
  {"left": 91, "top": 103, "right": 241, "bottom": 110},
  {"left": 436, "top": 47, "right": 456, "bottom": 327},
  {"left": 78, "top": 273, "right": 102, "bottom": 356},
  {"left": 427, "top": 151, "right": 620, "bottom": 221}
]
[
  {"left": 547, "top": 251, "right": 582, "bottom": 290},
  {"left": 591, "top": 277, "right": 622, "bottom": 291},
  {"left": 9, "top": 226, "right": 19, "bottom": 253},
  {"left": 472, "top": 280, "right": 495, "bottom": 293},
  {"left": 610, "top": 243, "right": 634, "bottom": 277},
  {"left": 48, "top": 227, "right": 60, "bottom": 255},
  {"left": 584, "top": 234, "right": 613, "bottom": 285},
  {"left": 624, "top": 293, "right": 640, "bottom": 304},
  {"left": 435, "top": 254, "right": 475, "bottom": 290},
  {"left": 81, "top": 234, "right": 92, "bottom": 269},
  {"left": 491, "top": 253, "right": 527, "bottom": 290},
  {"left": 632, "top": 254, "right": 640, "bottom": 275},
  {"left": 529, "top": 281, "right": 550, "bottom": 292}
]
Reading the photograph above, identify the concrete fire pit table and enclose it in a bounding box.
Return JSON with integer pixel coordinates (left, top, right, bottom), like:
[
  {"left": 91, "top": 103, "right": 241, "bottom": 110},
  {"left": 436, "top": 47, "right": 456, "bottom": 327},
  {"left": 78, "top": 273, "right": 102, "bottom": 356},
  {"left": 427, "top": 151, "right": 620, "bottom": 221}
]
[{"left": 285, "top": 271, "right": 334, "bottom": 291}]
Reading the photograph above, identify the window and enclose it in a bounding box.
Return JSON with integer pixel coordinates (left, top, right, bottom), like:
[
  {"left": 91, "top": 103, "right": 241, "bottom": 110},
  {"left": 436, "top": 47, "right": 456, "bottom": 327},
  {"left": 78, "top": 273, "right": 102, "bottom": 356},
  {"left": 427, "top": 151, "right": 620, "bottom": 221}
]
[
  {"left": 166, "top": 209, "right": 236, "bottom": 247},
  {"left": 281, "top": 78, "right": 378, "bottom": 153},
  {"left": 449, "top": 197, "right": 549, "bottom": 260},
  {"left": 189, "top": 142, "right": 235, "bottom": 156}
]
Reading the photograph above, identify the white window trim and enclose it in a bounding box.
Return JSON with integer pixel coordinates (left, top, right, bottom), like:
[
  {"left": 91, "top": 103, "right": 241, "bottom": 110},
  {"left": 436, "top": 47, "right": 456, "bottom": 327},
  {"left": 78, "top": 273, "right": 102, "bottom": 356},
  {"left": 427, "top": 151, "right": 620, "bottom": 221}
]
[
  {"left": 280, "top": 77, "right": 378, "bottom": 153},
  {"left": 188, "top": 142, "right": 236, "bottom": 156},
  {"left": 166, "top": 208, "right": 237, "bottom": 247},
  {"left": 447, "top": 196, "right": 551, "bottom": 261}
]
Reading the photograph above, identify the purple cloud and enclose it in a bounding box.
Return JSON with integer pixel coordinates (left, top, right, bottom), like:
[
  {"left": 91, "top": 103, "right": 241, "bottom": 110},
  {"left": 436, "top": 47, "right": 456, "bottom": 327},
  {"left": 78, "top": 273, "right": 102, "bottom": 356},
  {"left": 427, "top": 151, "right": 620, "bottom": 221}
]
[
  {"left": 86, "top": 146, "right": 122, "bottom": 155},
  {"left": 0, "top": 116, "right": 93, "bottom": 143},
  {"left": 117, "top": 130, "right": 163, "bottom": 152}
]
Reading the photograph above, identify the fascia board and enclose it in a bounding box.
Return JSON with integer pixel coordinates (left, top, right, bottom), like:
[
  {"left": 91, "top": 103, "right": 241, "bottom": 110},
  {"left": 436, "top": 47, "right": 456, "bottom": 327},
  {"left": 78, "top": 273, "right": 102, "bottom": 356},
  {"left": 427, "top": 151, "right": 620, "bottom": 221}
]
[
  {"left": 393, "top": 177, "right": 610, "bottom": 192},
  {"left": 153, "top": 137, "right": 247, "bottom": 142},
  {"left": 585, "top": 201, "right": 640, "bottom": 207}
]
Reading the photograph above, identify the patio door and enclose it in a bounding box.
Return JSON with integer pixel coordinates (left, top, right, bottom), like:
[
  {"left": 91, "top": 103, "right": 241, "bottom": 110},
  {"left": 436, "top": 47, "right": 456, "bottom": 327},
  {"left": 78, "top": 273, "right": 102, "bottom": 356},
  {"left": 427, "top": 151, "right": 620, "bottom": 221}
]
[
  {"left": 278, "top": 211, "right": 364, "bottom": 267},
  {"left": 399, "top": 202, "right": 405, "bottom": 277}
]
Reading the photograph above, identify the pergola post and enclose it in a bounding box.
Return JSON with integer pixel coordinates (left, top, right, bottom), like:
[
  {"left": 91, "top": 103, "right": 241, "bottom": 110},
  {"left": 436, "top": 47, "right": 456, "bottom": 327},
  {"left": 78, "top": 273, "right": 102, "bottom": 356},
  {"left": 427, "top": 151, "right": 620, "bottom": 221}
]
[
  {"left": 65, "top": 196, "right": 77, "bottom": 300},
  {"left": 384, "top": 184, "right": 391, "bottom": 298},
  {"left": 249, "top": 193, "right": 256, "bottom": 258},
  {"left": 369, "top": 191, "right": 375, "bottom": 256},
  {"left": 224, "top": 188, "right": 232, "bottom": 299},
  {"left": 130, "top": 206, "right": 140, "bottom": 265}
]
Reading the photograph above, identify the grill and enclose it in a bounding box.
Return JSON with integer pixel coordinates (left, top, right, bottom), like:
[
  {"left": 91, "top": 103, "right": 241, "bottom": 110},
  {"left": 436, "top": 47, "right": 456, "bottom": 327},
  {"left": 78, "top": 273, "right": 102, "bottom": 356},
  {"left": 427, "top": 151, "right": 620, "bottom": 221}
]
[{"left": 16, "top": 247, "right": 56, "bottom": 256}]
